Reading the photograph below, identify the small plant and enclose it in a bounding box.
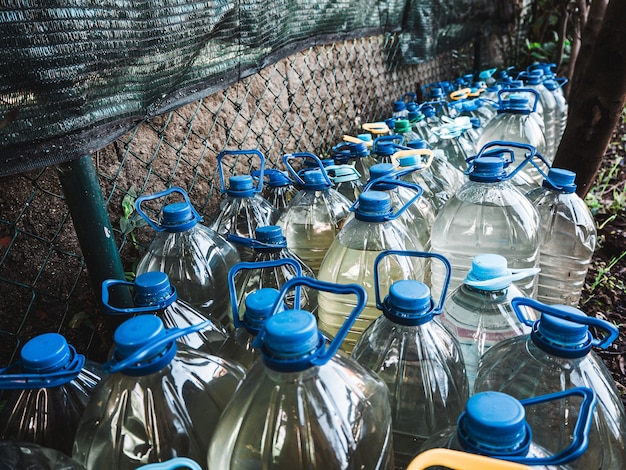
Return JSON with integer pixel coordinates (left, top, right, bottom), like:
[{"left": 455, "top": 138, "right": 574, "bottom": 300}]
[
  {"left": 583, "top": 251, "right": 626, "bottom": 306},
  {"left": 119, "top": 185, "right": 146, "bottom": 248}
]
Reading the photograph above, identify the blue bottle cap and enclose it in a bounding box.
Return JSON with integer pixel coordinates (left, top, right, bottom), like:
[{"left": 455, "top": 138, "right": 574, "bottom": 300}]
[
  {"left": 543, "top": 168, "right": 577, "bottom": 193},
  {"left": 300, "top": 168, "right": 331, "bottom": 189},
  {"left": 406, "top": 139, "right": 428, "bottom": 149},
  {"left": 355, "top": 191, "right": 392, "bottom": 221},
  {"left": 503, "top": 94, "right": 531, "bottom": 114},
  {"left": 469, "top": 156, "right": 506, "bottom": 182},
  {"left": 357, "top": 133, "right": 373, "bottom": 142},
  {"left": 393, "top": 100, "right": 407, "bottom": 112},
  {"left": 422, "top": 104, "right": 436, "bottom": 117},
  {"left": 466, "top": 253, "right": 509, "bottom": 282},
  {"left": 21, "top": 333, "right": 72, "bottom": 373},
  {"left": 543, "top": 79, "right": 558, "bottom": 91},
  {"left": 263, "top": 310, "right": 319, "bottom": 359},
  {"left": 376, "top": 142, "right": 397, "bottom": 158},
  {"left": 383, "top": 280, "right": 434, "bottom": 326},
  {"left": 349, "top": 142, "right": 370, "bottom": 157},
  {"left": 458, "top": 391, "right": 531, "bottom": 456},
  {"left": 369, "top": 163, "right": 394, "bottom": 180},
  {"left": 160, "top": 202, "right": 197, "bottom": 231},
  {"left": 227, "top": 175, "right": 255, "bottom": 197},
  {"left": 133, "top": 271, "right": 177, "bottom": 308},
  {"left": 263, "top": 169, "right": 293, "bottom": 188},
  {"left": 255, "top": 225, "right": 285, "bottom": 244},
  {"left": 397, "top": 154, "right": 420, "bottom": 167},
  {"left": 430, "top": 88, "right": 444, "bottom": 99},
  {"left": 532, "top": 306, "right": 592, "bottom": 358},
  {"left": 244, "top": 288, "right": 282, "bottom": 332}
]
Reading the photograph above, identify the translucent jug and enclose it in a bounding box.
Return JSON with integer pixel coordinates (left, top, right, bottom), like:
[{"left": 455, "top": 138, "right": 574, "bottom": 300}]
[
  {"left": 332, "top": 139, "right": 377, "bottom": 184},
  {"left": 317, "top": 187, "right": 427, "bottom": 352},
  {"left": 102, "top": 271, "right": 228, "bottom": 353},
  {"left": 135, "top": 186, "right": 240, "bottom": 324},
  {"left": 0, "top": 333, "right": 103, "bottom": 456},
  {"left": 474, "top": 298, "right": 626, "bottom": 469},
  {"left": 252, "top": 168, "right": 297, "bottom": 215},
  {"left": 207, "top": 277, "right": 393, "bottom": 469},
  {"left": 72, "top": 315, "right": 245, "bottom": 469},
  {"left": 0, "top": 441, "right": 85, "bottom": 470},
  {"left": 325, "top": 164, "right": 363, "bottom": 202},
  {"left": 525, "top": 168, "right": 597, "bottom": 306},
  {"left": 351, "top": 250, "right": 469, "bottom": 469},
  {"left": 210, "top": 149, "right": 279, "bottom": 261}
]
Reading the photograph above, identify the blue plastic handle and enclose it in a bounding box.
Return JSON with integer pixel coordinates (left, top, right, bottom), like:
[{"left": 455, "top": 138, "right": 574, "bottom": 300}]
[
  {"left": 514, "top": 387, "right": 597, "bottom": 466},
  {"left": 373, "top": 250, "right": 451, "bottom": 315},
  {"left": 136, "top": 457, "right": 202, "bottom": 470},
  {"left": 356, "top": 177, "right": 423, "bottom": 221},
  {"left": 135, "top": 187, "right": 202, "bottom": 232},
  {"left": 282, "top": 152, "right": 333, "bottom": 188},
  {"left": 227, "top": 259, "right": 302, "bottom": 328},
  {"left": 101, "top": 278, "right": 178, "bottom": 316},
  {"left": 467, "top": 140, "right": 550, "bottom": 182},
  {"left": 217, "top": 149, "right": 266, "bottom": 194},
  {"left": 0, "top": 345, "right": 85, "bottom": 390},
  {"left": 372, "top": 134, "right": 405, "bottom": 152},
  {"left": 510, "top": 297, "right": 619, "bottom": 350},
  {"left": 268, "top": 276, "right": 367, "bottom": 365}
]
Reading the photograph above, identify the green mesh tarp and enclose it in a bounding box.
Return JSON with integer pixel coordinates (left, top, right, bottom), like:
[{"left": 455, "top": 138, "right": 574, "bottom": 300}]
[{"left": 0, "top": 0, "right": 502, "bottom": 177}]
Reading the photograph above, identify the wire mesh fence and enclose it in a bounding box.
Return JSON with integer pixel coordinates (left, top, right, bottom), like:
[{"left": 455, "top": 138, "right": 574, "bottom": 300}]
[{"left": 0, "top": 33, "right": 475, "bottom": 363}]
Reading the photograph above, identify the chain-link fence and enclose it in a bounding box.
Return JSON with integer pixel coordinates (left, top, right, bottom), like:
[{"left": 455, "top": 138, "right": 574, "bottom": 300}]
[{"left": 0, "top": 33, "right": 476, "bottom": 363}]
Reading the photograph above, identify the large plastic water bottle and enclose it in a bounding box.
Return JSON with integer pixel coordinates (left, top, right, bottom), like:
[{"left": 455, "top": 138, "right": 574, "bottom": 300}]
[
  {"left": 102, "top": 271, "right": 228, "bottom": 353},
  {"left": 429, "top": 143, "right": 541, "bottom": 302},
  {"left": 371, "top": 134, "right": 405, "bottom": 164},
  {"left": 332, "top": 139, "right": 378, "bottom": 184},
  {"left": 135, "top": 187, "right": 240, "bottom": 325},
  {"left": 474, "top": 298, "right": 626, "bottom": 469},
  {"left": 210, "top": 149, "right": 279, "bottom": 261},
  {"left": 0, "top": 441, "right": 85, "bottom": 469},
  {"left": 525, "top": 168, "right": 596, "bottom": 306},
  {"left": 73, "top": 315, "right": 245, "bottom": 469},
  {"left": 252, "top": 168, "right": 297, "bottom": 215},
  {"left": 0, "top": 333, "right": 102, "bottom": 456},
  {"left": 207, "top": 277, "right": 394, "bottom": 469},
  {"left": 430, "top": 120, "right": 475, "bottom": 172},
  {"left": 277, "top": 153, "right": 352, "bottom": 274},
  {"left": 351, "top": 250, "right": 469, "bottom": 469},
  {"left": 317, "top": 188, "right": 427, "bottom": 352},
  {"left": 438, "top": 254, "right": 538, "bottom": 391},
  {"left": 325, "top": 164, "right": 363, "bottom": 202},
  {"left": 419, "top": 387, "right": 597, "bottom": 469},
  {"left": 543, "top": 78, "right": 568, "bottom": 142},
  {"left": 519, "top": 70, "right": 557, "bottom": 161}
]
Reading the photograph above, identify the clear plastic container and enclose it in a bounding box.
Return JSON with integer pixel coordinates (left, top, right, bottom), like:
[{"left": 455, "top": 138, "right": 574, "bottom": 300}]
[
  {"left": 438, "top": 254, "right": 537, "bottom": 391},
  {"left": 474, "top": 298, "right": 626, "bottom": 470},
  {"left": 252, "top": 168, "right": 297, "bottom": 215},
  {"left": 135, "top": 186, "right": 241, "bottom": 325},
  {"left": 325, "top": 164, "right": 364, "bottom": 202},
  {"left": 332, "top": 139, "right": 377, "bottom": 184},
  {"left": 519, "top": 70, "right": 557, "bottom": 161},
  {"left": 351, "top": 250, "right": 469, "bottom": 469},
  {"left": 429, "top": 143, "right": 541, "bottom": 302},
  {"left": 419, "top": 387, "right": 597, "bottom": 469},
  {"left": 207, "top": 277, "right": 393, "bottom": 469},
  {"left": 102, "top": 271, "right": 228, "bottom": 353},
  {"left": 543, "top": 78, "right": 568, "bottom": 142},
  {"left": 525, "top": 169, "right": 596, "bottom": 306},
  {"left": 277, "top": 153, "right": 353, "bottom": 274},
  {"left": 210, "top": 149, "right": 280, "bottom": 261},
  {"left": 0, "top": 441, "right": 85, "bottom": 469},
  {"left": 0, "top": 333, "right": 103, "bottom": 456},
  {"left": 317, "top": 188, "right": 427, "bottom": 352},
  {"left": 72, "top": 315, "right": 245, "bottom": 469}
]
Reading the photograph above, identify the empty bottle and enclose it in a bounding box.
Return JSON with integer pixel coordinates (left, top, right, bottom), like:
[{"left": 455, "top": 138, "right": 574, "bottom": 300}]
[
  {"left": 73, "top": 315, "right": 245, "bottom": 469},
  {"left": 325, "top": 164, "right": 363, "bottom": 202},
  {"left": 351, "top": 250, "right": 469, "bottom": 469},
  {"left": 474, "top": 298, "right": 626, "bottom": 469},
  {"left": 102, "top": 271, "right": 227, "bottom": 354},
  {"left": 438, "top": 253, "right": 538, "bottom": 391},
  {"left": 207, "top": 277, "right": 393, "bottom": 469},
  {"left": 0, "top": 441, "right": 85, "bottom": 470},
  {"left": 228, "top": 226, "right": 316, "bottom": 314},
  {"left": 210, "top": 149, "right": 279, "bottom": 261},
  {"left": 252, "top": 168, "right": 297, "bottom": 215},
  {"left": 525, "top": 168, "right": 596, "bottom": 306},
  {"left": 317, "top": 187, "right": 427, "bottom": 352},
  {"left": 277, "top": 153, "right": 352, "bottom": 274},
  {"left": 419, "top": 387, "right": 597, "bottom": 469},
  {"left": 0, "top": 333, "right": 103, "bottom": 456},
  {"left": 429, "top": 143, "right": 541, "bottom": 302},
  {"left": 135, "top": 187, "right": 240, "bottom": 325}
]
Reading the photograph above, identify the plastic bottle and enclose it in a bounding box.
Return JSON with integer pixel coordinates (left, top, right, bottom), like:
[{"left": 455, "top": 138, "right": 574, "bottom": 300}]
[
  {"left": 525, "top": 168, "right": 596, "bottom": 306},
  {"left": 228, "top": 226, "right": 316, "bottom": 314},
  {"left": 419, "top": 387, "right": 597, "bottom": 469},
  {"left": 0, "top": 333, "right": 103, "bottom": 457},
  {"left": 138, "top": 457, "right": 203, "bottom": 470},
  {"left": 317, "top": 187, "right": 427, "bottom": 352},
  {"left": 429, "top": 143, "right": 541, "bottom": 302},
  {"left": 351, "top": 250, "right": 469, "bottom": 469},
  {"left": 73, "top": 315, "right": 245, "bottom": 469},
  {"left": 277, "top": 153, "right": 353, "bottom": 274},
  {"left": 429, "top": 119, "right": 475, "bottom": 172},
  {"left": 252, "top": 168, "right": 297, "bottom": 215},
  {"left": 207, "top": 277, "right": 394, "bottom": 469},
  {"left": 0, "top": 441, "right": 85, "bottom": 470},
  {"left": 325, "top": 164, "right": 363, "bottom": 202},
  {"left": 210, "top": 149, "right": 279, "bottom": 261},
  {"left": 102, "top": 271, "right": 228, "bottom": 353},
  {"left": 438, "top": 254, "right": 537, "bottom": 391},
  {"left": 135, "top": 186, "right": 240, "bottom": 325},
  {"left": 474, "top": 298, "right": 626, "bottom": 470},
  {"left": 519, "top": 70, "right": 557, "bottom": 161},
  {"left": 331, "top": 140, "right": 377, "bottom": 184},
  {"left": 543, "top": 78, "right": 568, "bottom": 142}
]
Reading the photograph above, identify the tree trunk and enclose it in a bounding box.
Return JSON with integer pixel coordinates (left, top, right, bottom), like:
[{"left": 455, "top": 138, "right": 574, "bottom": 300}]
[{"left": 552, "top": 0, "right": 626, "bottom": 198}]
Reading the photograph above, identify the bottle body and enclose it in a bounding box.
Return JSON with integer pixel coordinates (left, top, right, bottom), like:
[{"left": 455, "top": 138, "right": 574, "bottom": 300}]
[
  {"left": 136, "top": 224, "right": 241, "bottom": 324},
  {"left": 207, "top": 355, "right": 393, "bottom": 469},
  {"left": 430, "top": 180, "right": 540, "bottom": 301},
  {"left": 525, "top": 186, "right": 596, "bottom": 306},
  {"left": 0, "top": 441, "right": 85, "bottom": 470}
]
